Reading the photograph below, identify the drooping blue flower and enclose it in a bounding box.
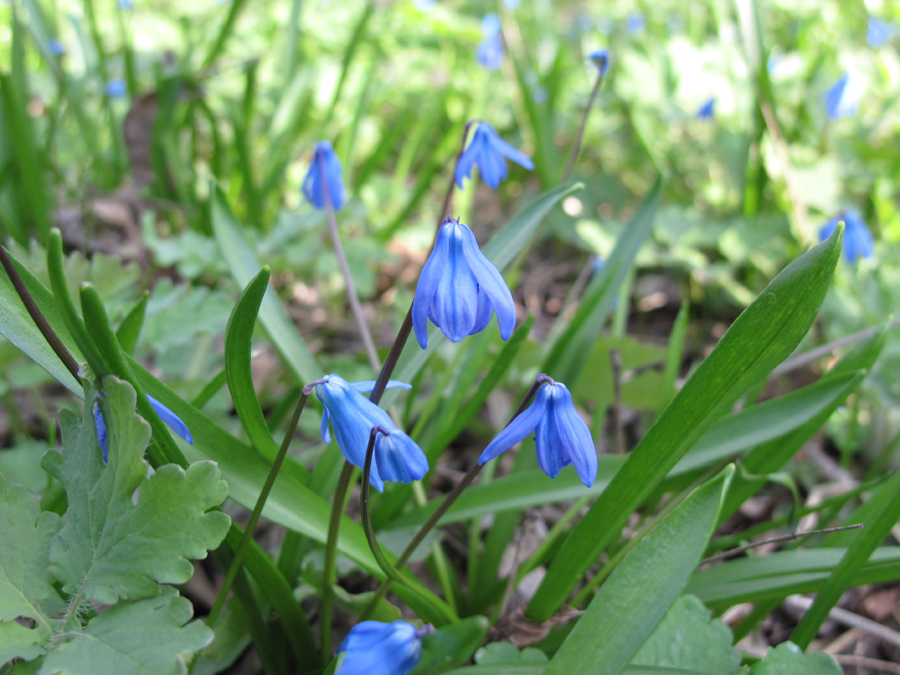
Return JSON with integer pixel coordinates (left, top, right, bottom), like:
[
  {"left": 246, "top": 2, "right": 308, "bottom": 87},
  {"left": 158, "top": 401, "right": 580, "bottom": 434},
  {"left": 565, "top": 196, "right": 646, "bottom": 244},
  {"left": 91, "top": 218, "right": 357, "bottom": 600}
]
[
  {"left": 824, "top": 72, "right": 863, "bottom": 120},
  {"left": 867, "top": 17, "right": 894, "bottom": 48},
  {"left": 455, "top": 122, "right": 534, "bottom": 189},
  {"left": 302, "top": 140, "right": 345, "bottom": 211},
  {"left": 477, "top": 34, "right": 504, "bottom": 70},
  {"left": 118, "top": 0, "right": 134, "bottom": 9},
  {"left": 105, "top": 79, "right": 127, "bottom": 98},
  {"left": 413, "top": 0, "right": 435, "bottom": 10},
  {"left": 48, "top": 39, "right": 66, "bottom": 55},
  {"left": 819, "top": 209, "right": 874, "bottom": 262},
  {"left": 337, "top": 621, "right": 434, "bottom": 675},
  {"left": 481, "top": 12, "right": 501, "bottom": 37},
  {"left": 412, "top": 217, "right": 516, "bottom": 349},
  {"left": 696, "top": 97, "right": 715, "bottom": 120},
  {"left": 479, "top": 375, "right": 597, "bottom": 487},
  {"left": 503, "top": 0, "right": 520, "bottom": 9},
  {"left": 314, "top": 375, "right": 427, "bottom": 492},
  {"left": 588, "top": 48, "right": 610, "bottom": 76},
  {"left": 627, "top": 12, "right": 645, "bottom": 34},
  {"left": 93, "top": 394, "right": 193, "bottom": 463}
]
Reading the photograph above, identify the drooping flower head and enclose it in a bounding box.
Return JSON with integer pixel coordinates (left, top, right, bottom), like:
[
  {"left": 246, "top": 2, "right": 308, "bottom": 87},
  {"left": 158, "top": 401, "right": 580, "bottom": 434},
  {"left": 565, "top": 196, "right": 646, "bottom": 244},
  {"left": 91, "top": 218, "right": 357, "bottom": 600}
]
[
  {"left": 302, "top": 140, "right": 345, "bottom": 211},
  {"left": 824, "top": 72, "right": 863, "bottom": 120},
  {"left": 313, "top": 375, "right": 427, "bottom": 492},
  {"left": 627, "top": 12, "right": 645, "bottom": 34},
  {"left": 479, "top": 375, "right": 597, "bottom": 487},
  {"left": 588, "top": 48, "right": 610, "bottom": 76},
  {"left": 477, "top": 34, "right": 504, "bottom": 70},
  {"left": 867, "top": 17, "right": 895, "bottom": 48},
  {"left": 819, "top": 209, "right": 874, "bottom": 262},
  {"left": 337, "top": 621, "right": 434, "bottom": 675},
  {"left": 455, "top": 122, "right": 534, "bottom": 189},
  {"left": 48, "top": 39, "right": 66, "bottom": 56},
  {"left": 94, "top": 394, "right": 192, "bottom": 463},
  {"left": 696, "top": 97, "right": 715, "bottom": 120},
  {"left": 412, "top": 217, "right": 516, "bottom": 349},
  {"left": 105, "top": 79, "right": 127, "bottom": 99}
]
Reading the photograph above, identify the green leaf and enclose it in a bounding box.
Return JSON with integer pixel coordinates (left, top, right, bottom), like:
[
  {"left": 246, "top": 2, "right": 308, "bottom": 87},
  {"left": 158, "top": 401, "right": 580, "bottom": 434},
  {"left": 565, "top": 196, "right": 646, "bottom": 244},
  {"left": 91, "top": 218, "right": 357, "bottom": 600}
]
[
  {"left": 39, "top": 588, "right": 213, "bottom": 675},
  {"left": 115, "top": 291, "right": 148, "bottom": 356},
  {"left": 442, "top": 663, "right": 709, "bottom": 674},
  {"left": 0, "top": 620, "right": 48, "bottom": 665},
  {"left": 528, "top": 227, "right": 843, "bottom": 621},
  {"left": 544, "top": 467, "right": 733, "bottom": 675},
  {"left": 413, "top": 616, "right": 490, "bottom": 675},
  {"left": 211, "top": 185, "right": 321, "bottom": 385},
  {"left": 630, "top": 595, "right": 740, "bottom": 675},
  {"left": 748, "top": 642, "right": 840, "bottom": 675},
  {"left": 42, "top": 378, "right": 230, "bottom": 604}
]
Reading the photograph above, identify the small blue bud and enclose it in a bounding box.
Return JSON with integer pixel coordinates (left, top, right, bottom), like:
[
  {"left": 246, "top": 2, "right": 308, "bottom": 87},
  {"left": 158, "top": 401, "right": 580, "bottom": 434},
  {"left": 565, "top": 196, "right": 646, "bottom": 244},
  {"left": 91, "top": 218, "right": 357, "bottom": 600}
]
[
  {"left": 819, "top": 209, "right": 874, "bottom": 262},
  {"left": 105, "top": 79, "right": 127, "bottom": 99},
  {"left": 455, "top": 122, "right": 534, "bottom": 189},
  {"left": 627, "top": 12, "right": 645, "bottom": 34},
  {"left": 93, "top": 394, "right": 193, "bottom": 463},
  {"left": 479, "top": 376, "right": 597, "bottom": 487},
  {"left": 696, "top": 97, "right": 715, "bottom": 120},
  {"left": 48, "top": 39, "right": 66, "bottom": 55},
  {"left": 337, "top": 621, "right": 433, "bottom": 675},
  {"left": 824, "top": 72, "right": 862, "bottom": 120},
  {"left": 867, "top": 17, "right": 894, "bottom": 48},
  {"left": 314, "top": 375, "right": 426, "bottom": 492},
  {"left": 588, "top": 48, "right": 610, "bottom": 76},
  {"left": 302, "top": 140, "right": 345, "bottom": 211},
  {"left": 412, "top": 217, "right": 516, "bottom": 349},
  {"left": 477, "top": 34, "right": 504, "bottom": 70},
  {"left": 481, "top": 13, "right": 501, "bottom": 38}
]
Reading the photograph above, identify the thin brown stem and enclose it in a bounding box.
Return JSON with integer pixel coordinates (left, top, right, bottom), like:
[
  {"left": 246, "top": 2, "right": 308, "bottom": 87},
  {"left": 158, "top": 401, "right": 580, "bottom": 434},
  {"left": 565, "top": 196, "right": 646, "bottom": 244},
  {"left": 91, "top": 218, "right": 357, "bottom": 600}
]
[
  {"left": 700, "top": 524, "right": 863, "bottom": 565},
  {"left": 561, "top": 71, "right": 604, "bottom": 184},
  {"left": 610, "top": 348, "right": 624, "bottom": 454}
]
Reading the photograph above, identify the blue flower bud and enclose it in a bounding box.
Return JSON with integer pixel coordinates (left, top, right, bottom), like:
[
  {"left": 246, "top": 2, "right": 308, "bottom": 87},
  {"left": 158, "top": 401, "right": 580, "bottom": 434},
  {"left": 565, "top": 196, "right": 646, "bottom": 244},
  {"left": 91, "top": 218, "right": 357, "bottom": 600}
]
[
  {"left": 588, "top": 48, "right": 610, "bottom": 76},
  {"left": 824, "top": 72, "right": 862, "bottom": 120},
  {"left": 302, "top": 140, "right": 346, "bottom": 211},
  {"left": 627, "top": 12, "right": 645, "bottom": 34},
  {"left": 337, "top": 621, "right": 433, "bottom": 675},
  {"left": 412, "top": 217, "right": 516, "bottom": 349},
  {"left": 477, "top": 34, "right": 504, "bottom": 70},
  {"left": 455, "top": 122, "right": 534, "bottom": 189},
  {"left": 48, "top": 39, "right": 66, "bottom": 56},
  {"left": 868, "top": 17, "right": 894, "bottom": 48},
  {"left": 93, "top": 394, "right": 193, "bottom": 463},
  {"left": 478, "top": 376, "right": 597, "bottom": 487},
  {"left": 314, "top": 375, "right": 427, "bottom": 492},
  {"left": 105, "top": 79, "right": 127, "bottom": 99},
  {"left": 819, "top": 209, "right": 874, "bottom": 262},
  {"left": 696, "top": 97, "right": 715, "bottom": 120}
]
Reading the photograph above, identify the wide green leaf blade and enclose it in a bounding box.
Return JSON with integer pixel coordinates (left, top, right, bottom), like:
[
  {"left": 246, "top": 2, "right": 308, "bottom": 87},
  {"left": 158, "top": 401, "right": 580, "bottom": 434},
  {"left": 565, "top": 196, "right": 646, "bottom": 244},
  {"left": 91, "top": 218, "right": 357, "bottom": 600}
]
[
  {"left": 527, "top": 227, "right": 843, "bottom": 621},
  {"left": 211, "top": 185, "right": 321, "bottom": 385},
  {"left": 543, "top": 467, "right": 732, "bottom": 675},
  {"left": 412, "top": 616, "right": 489, "bottom": 675}
]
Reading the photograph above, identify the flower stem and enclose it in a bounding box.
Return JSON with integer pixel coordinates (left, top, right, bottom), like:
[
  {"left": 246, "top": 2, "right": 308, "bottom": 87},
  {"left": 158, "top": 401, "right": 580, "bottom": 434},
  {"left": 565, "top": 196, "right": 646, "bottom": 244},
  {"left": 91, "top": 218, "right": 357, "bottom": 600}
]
[
  {"left": 207, "top": 390, "right": 311, "bottom": 630},
  {"left": 0, "top": 243, "right": 81, "bottom": 381},
  {"left": 320, "top": 460, "right": 355, "bottom": 655},
  {"left": 360, "top": 376, "right": 545, "bottom": 619},
  {"left": 561, "top": 69, "right": 605, "bottom": 185},
  {"left": 319, "top": 161, "right": 380, "bottom": 372},
  {"left": 437, "top": 121, "right": 476, "bottom": 222}
]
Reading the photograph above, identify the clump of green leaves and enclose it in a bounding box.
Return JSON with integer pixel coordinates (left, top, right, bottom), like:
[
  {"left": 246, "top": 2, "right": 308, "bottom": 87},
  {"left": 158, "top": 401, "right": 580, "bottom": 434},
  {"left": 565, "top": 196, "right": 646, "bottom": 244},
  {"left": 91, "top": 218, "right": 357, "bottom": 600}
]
[{"left": 0, "top": 377, "right": 230, "bottom": 673}]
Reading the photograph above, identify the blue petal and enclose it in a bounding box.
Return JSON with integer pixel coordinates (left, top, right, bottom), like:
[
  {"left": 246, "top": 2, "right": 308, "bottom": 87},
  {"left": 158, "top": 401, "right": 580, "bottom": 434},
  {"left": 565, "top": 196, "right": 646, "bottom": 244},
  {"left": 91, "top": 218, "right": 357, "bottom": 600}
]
[
  {"left": 320, "top": 408, "right": 332, "bottom": 444},
  {"left": 322, "top": 144, "right": 346, "bottom": 211},
  {"left": 469, "top": 289, "right": 494, "bottom": 337},
  {"left": 373, "top": 430, "right": 429, "bottom": 488},
  {"left": 488, "top": 129, "right": 535, "bottom": 171},
  {"left": 302, "top": 162, "right": 323, "bottom": 208},
  {"left": 534, "top": 409, "right": 570, "bottom": 479},
  {"left": 548, "top": 384, "right": 597, "bottom": 487},
  {"left": 455, "top": 143, "right": 479, "bottom": 188},
  {"left": 477, "top": 137, "right": 504, "bottom": 189},
  {"left": 459, "top": 224, "right": 516, "bottom": 340},
  {"left": 147, "top": 395, "right": 193, "bottom": 445},
  {"left": 412, "top": 224, "right": 450, "bottom": 348},
  {"left": 478, "top": 389, "right": 548, "bottom": 465},
  {"left": 93, "top": 402, "right": 108, "bottom": 463},
  {"left": 428, "top": 224, "right": 480, "bottom": 342},
  {"left": 350, "top": 380, "right": 413, "bottom": 394},
  {"left": 338, "top": 621, "right": 422, "bottom": 675}
]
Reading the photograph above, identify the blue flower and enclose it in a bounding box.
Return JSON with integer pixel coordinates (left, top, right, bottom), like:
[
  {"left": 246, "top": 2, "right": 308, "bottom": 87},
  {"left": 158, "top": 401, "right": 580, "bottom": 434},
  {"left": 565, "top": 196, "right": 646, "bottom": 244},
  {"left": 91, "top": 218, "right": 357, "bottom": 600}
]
[
  {"left": 314, "top": 375, "right": 427, "bottom": 492},
  {"left": 503, "top": 0, "right": 520, "bottom": 8},
  {"left": 48, "top": 39, "right": 66, "bottom": 55},
  {"left": 819, "top": 209, "right": 874, "bottom": 262},
  {"left": 337, "top": 621, "right": 433, "bottom": 675},
  {"left": 118, "top": 0, "right": 134, "bottom": 9},
  {"left": 302, "top": 140, "right": 345, "bottom": 211},
  {"left": 588, "top": 48, "right": 610, "bottom": 76},
  {"left": 455, "top": 122, "right": 534, "bottom": 189},
  {"left": 627, "top": 12, "right": 645, "bottom": 34},
  {"left": 479, "top": 375, "right": 597, "bottom": 487},
  {"left": 696, "top": 97, "right": 715, "bottom": 120},
  {"left": 93, "top": 394, "right": 193, "bottom": 463},
  {"left": 868, "top": 17, "right": 894, "bottom": 48},
  {"left": 824, "top": 72, "right": 862, "bottom": 120},
  {"left": 105, "top": 79, "right": 127, "bottom": 99},
  {"left": 477, "top": 34, "right": 504, "bottom": 70},
  {"left": 412, "top": 217, "right": 516, "bottom": 348},
  {"left": 481, "top": 13, "right": 501, "bottom": 37},
  {"left": 413, "top": 0, "right": 435, "bottom": 10}
]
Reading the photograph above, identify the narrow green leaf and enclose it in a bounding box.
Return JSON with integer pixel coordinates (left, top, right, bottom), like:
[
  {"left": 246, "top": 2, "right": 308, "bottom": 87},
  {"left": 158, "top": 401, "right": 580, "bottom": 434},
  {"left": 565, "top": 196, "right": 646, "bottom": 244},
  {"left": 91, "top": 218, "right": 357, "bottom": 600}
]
[
  {"left": 528, "top": 227, "right": 843, "bottom": 621},
  {"left": 211, "top": 185, "right": 321, "bottom": 385},
  {"left": 413, "top": 616, "right": 490, "bottom": 675},
  {"left": 656, "top": 300, "right": 689, "bottom": 417},
  {"left": 115, "top": 291, "right": 149, "bottom": 356},
  {"left": 544, "top": 467, "right": 732, "bottom": 675}
]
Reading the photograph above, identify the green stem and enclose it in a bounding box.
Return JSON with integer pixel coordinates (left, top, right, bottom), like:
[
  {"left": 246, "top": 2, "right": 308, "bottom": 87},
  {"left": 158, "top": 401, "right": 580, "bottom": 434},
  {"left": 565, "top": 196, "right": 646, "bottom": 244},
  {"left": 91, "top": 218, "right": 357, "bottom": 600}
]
[
  {"left": 207, "top": 390, "right": 312, "bottom": 630},
  {"left": 320, "top": 461, "right": 355, "bottom": 655},
  {"left": 561, "top": 69, "right": 604, "bottom": 184}
]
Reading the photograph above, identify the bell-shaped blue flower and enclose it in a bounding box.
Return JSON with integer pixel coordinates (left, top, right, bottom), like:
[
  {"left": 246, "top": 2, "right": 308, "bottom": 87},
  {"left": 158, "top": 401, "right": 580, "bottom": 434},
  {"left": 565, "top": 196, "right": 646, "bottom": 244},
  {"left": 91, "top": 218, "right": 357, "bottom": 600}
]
[
  {"left": 93, "top": 394, "right": 193, "bottom": 463},
  {"left": 696, "top": 97, "right": 715, "bottom": 120},
  {"left": 588, "top": 48, "right": 610, "bottom": 76},
  {"left": 479, "top": 375, "right": 597, "bottom": 487},
  {"left": 868, "top": 17, "right": 894, "bottom": 48},
  {"left": 627, "top": 12, "right": 645, "bottom": 34},
  {"left": 412, "top": 217, "right": 516, "bottom": 349},
  {"left": 314, "top": 375, "right": 427, "bottom": 492},
  {"left": 477, "top": 34, "right": 504, "bottom": 70},
  {"left": 337, "top": 621, "right": 433, "bottom": 675},
  {"left": 455, "top": 122, "right": 534, "bottom": 189},
  {"left": 302, "top": 140, "right": 345, "bottom": 211},
  {"left": 824, "top": 72, "right": 863, "bottom": 120},
  {"left": 819, "top": 209, "right": 874, "bottom": 262},
  {"left": 105, "top": 79, "right": 127, "bottom": 99}
]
